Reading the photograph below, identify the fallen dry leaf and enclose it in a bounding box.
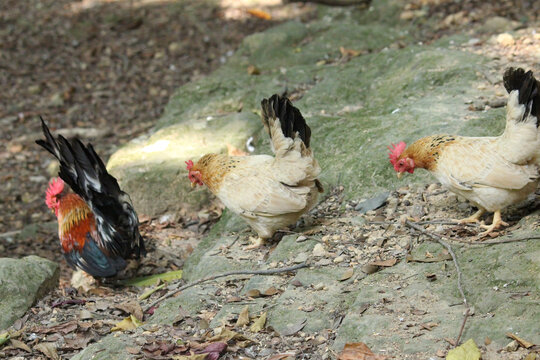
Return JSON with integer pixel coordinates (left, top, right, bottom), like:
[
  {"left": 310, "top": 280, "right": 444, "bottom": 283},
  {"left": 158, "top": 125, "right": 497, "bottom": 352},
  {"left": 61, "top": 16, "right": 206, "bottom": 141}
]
[
  {"left": 436, "top": 349, "right": 445, "bottom": 357},
  {"left": 369, "top": 258, "right": 397, "bottom": 267},
  {"left": 340, "top": 268, "right": 354, "bottom": 281},
  {"left": 116, "top": 300, "right": 144, "bottom": 321},
  {"left": 194, "top": 342, "right": 227, "bottom": 360},
  {"left": 236, "top": 306, "right": 250, "bottom": 327},
  {"left": 361, "top": 264, "right": 380, "bottom": 274},
  {"left": 280, "top": 318, "right": 307, "bottom": 336},
  {"left": 34, "top": 342, "right": 60, "bottom": 360},
  {"left": 446, "top": 339, "right": 481, "bottom": 360},
  {"left": 208, "top": 328, "right": 252, "bottom": 343},
  {"left": 10, "top": 339, "right": 31, "bottom": 352},
  {"left": 246, "top": 289, "right": 261, "bottom": 298},
  {"left": 71, "top": 269, "right": 98, "bottom": 293},
  {"left": 111, "top": 315, "right": 144, "bottom": 332},
  {"left": 339, "top": 47, "right": 363, "bottom": 57},
  {"left": 506, "top": 333, "right": 534, "bottom": 349},
  {"left": 246, "top": 9, "right": 272, "bottom": 20},
  {"left": 338, "top": 342, "right": 386, "bottom": 360},
  {"left": 0, "top": 331, "right": 10, "bottom": 346},
  {"left": 247, "top": 65, "right": 261, "bottom": 75},
  {"left": 420, "top": 322, "right": 438, "bottom": 331},
  {"left": 63, "top": 332, "right": 96, "bottom": 351},
  {"left": 36, "top": 320, "right": 78, "bottom": 334},
  {"left": 249, "top": 312, "right": 266, "bottom": 333},
  {"left": 263, "top": 286, "right": 280, "bottom": 296}
]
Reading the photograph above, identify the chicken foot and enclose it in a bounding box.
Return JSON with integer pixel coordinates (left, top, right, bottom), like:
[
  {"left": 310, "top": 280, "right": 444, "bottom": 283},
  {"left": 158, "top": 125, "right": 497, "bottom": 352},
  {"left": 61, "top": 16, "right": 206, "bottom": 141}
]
[
  {"left": 456, "top": 209, "right": 485, "bottom": 224},
  {"left": 478, "top": 210, "right": 508, "bottom": 236},
  {"left": 244, "top": 236, "right": 266, "bottom": 250}
]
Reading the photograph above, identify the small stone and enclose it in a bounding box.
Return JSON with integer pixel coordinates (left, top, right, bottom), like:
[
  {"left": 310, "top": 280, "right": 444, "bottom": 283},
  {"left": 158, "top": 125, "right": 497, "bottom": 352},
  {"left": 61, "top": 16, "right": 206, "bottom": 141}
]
[
  {"left": 296, "top": 235, "right": 308, "bottom": 243},
  {"left": 168, "top": 42, "right": 183, "bottom": 55},
  {"left": 350, "top": 216, "right": 366, "bottom": 226},
  {"left": 312, "top": 244, "right": 327, "bottom": 257},
  {"left": 316, "top": 335, "right": 326, "bottom": 344},
  {"left": 294, "top": 252, "right": 308, "bottom": 264},
  {"left": 496, "top": 33, "right": 515, "bottom": 46},
  {"left": 313, "top": 283, "right": 325, "bottom": 291},
  {"left": 355, "top": 192, "right": 389, "bottom": 213},
  {"left": 400, "top": 10, "right": 415, "bottom": 21},
  {"left": 290, "top": 279, "right": 303, "bottom": 287},
  {"left": 159, "top": 213, "right": 174, "bottom": 224},
  {"left": 258, "top": 348, "right": 273, "bottom": 357},
  {"left": 149, "top": 87, "right": 160, "bottom": 97},
  {"left": 49, "top": 92, "right": 64, "bottom": 107},
  {"left": 28, "top": 84, "right": 42, "bottom": 95},
  {"left": 503, "top": 340, "right": 519, "bottom": 352},
  {"left": 408, "top": 204, "right": 425, "bottom": 219},
  {"left": 333, "top": 255, "right": 345, "bottom": 264},
  {"left": 316, "top": 258, "right": 332, "bottom": 266}
]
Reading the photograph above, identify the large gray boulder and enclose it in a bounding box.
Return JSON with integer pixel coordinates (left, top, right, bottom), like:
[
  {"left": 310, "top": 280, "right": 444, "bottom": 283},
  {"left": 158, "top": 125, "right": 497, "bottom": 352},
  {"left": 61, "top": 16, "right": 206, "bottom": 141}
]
[
  {"left": 0, "top": 256, "right": 59, "bottom": 331},
  {"left": 107, "top": 1, "right": 500, "bottom": 218}
]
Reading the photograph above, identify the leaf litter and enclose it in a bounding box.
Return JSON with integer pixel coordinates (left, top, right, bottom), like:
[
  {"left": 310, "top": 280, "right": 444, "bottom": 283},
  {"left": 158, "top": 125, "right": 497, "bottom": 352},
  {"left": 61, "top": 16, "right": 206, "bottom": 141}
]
[{"left": 2, "top": 1, "right": 540, "bottom": 359}]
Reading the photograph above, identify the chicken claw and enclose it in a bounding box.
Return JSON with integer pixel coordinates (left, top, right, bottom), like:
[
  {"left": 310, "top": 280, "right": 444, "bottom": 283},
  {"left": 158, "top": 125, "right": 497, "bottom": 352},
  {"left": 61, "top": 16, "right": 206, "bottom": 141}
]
[
  {"left": 244, "top": 236, "right": 266, "bottom": 250},
  {"left": 478, "top": 210, "right": 508, "bottom": 236},
  {"left": 456, "top": 209, "right": 485, "bottom": 224}
]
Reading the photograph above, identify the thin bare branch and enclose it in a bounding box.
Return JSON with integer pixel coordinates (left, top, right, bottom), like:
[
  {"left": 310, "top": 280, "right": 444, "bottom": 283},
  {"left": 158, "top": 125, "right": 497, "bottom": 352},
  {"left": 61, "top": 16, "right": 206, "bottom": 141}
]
[
  {"left": 143, "top": 263, "right": 308, "bottom": 312},
  {"left": 405, "top": 220, "right": 468, "bottom": 306},
  {"left": 455, "top": 308, "right": 470, "bottom": 346}
]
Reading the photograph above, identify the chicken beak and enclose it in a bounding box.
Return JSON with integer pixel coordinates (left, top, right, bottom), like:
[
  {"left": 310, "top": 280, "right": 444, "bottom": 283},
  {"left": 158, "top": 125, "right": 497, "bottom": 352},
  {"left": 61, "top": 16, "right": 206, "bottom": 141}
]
[
  {"left": 397, "top": 172, "right": 403, "bottom": 179},
  {"left": 191, "top": 182, "right": 196, "bottom": 188}
]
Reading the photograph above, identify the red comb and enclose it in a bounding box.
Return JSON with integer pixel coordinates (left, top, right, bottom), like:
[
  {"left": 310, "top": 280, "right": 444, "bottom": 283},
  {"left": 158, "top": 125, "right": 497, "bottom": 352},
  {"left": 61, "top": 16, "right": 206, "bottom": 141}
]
[
  {"left": 185, "top": 160, "right": 194, "bottom": 170},
  {"left": 45, "top": 178, "right": 65, "bottom": 209},
  {"left": 388, "top": 141, "right": 406, "bottom": 165}
]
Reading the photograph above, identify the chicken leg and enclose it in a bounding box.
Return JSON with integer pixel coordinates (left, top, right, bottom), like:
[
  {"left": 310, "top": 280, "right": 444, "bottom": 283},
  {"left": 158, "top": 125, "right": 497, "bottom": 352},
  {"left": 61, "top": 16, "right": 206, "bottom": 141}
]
[{"left": 479, "top": 210, "right": 508, "bottom": 236}]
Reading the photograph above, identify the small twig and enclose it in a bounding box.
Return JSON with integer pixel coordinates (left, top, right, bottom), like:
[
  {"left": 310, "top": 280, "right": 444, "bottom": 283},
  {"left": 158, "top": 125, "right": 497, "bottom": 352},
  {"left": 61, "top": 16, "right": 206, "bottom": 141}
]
[
  {"left": 455, "top": 308, "right": 470, "bottom": 346},
  {"left": 417, "top": 220, "right": 478, "bottom": 227},
  {"left": 405, "top": 220, "right": 467, "bottom": 306},
  {"left": 143, "top": 263, "right": 308, "bottom": 312},
  {"left": 405, "top": 220, "right": 472, "bottom": 348},
  {"left": 448, "top": 236, "right": 540, "bottom": 246}
]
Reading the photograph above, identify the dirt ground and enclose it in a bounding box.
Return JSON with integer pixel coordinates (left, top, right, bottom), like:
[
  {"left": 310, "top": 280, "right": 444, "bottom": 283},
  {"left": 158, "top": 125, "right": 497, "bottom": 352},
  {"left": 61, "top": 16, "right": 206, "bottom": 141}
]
[{"left": 1, "top": 0, "right": 539, "bottom": 359}]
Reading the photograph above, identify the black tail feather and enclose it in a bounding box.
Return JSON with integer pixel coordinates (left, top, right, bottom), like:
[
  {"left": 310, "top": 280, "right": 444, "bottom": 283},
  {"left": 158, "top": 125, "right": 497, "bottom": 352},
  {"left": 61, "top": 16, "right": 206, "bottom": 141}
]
[
  {"left": 36, "top": 118, "right": 145, "bottom": 260},
  {"left": 35, "top": 116, "right": 61, "bottom": 160},
  {"left": 503, "top": 67, "right": 539, "bottom": 124},
  {"left": 261, "top": 94, "right": 312, "bottom": 147}
]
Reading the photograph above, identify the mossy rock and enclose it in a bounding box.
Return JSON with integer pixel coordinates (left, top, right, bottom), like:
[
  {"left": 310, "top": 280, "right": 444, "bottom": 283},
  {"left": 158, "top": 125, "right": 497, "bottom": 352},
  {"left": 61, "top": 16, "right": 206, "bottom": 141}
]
[{"left": 0, "top": 256, "right": 59, "bottom": 331}]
